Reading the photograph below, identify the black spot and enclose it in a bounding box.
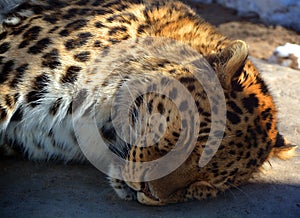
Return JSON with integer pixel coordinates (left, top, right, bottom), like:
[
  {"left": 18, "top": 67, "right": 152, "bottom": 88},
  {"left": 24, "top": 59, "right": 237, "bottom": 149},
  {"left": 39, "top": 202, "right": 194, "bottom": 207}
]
[
  {"left": 74, "top": 51, "right": 91, "bottom": 62},
  {"left": 0, "top": 106, "right": 7, "bottom": 121},
  {"left": 226, "top": 161, "right": 234, "bottom": 167},
  {"left": 131, "top": 106, "right": 139, "bottom": 123},
  {"left": 172, "top": 132, "right": 180, "bottom": 138},
  {"left": 265, "top": 122, "right": 272, "bottom": 131},
  {"left": 246, "top": 159, "right": 257, "bottom": 168},
  {"left": 28, "top": 38, "right": 52, "bottom": 54},
  {"left": 0, "top": 42, "right": 10, "bottom": 54},
  {"left": 229, "top": 168, "right": 238, "bottom": 176},
  {"left": 245, "top": 151, "right": 250, "bottom": 158},
  {"left": 256, "top": 76, "right": 269, "bottom": 95},
  {"left": 200, "top": 128, "right": 210, "bottom": 134},
  {"left": 158, "top": 56, "right": 171, "bottom": 64},
  {"left": 229, "top": 150, "right": 236, "bottom": 155},
  {"left": 92, "top": 0, "right": 105, "bottom": 6},
  {"left": 261, "top": 108, "right": 272, "bottom": 120},
  {"left": 134, "top": 95, "right": 143, "bottom": 108},
  {"left": 169, "top": 69, "right": 176, "bottom": 74},
  {"left": 79, "top": 8, "right": 90, "bottom": 15},
  {"left": 257, "top": 148, "right": 265, "bottom": 159},
  {"left": 235, "top": 130, "right": 243, "bottom": 137},
  {"left": 19, "top": 26, "right": 42, "bottom": 49},
  {"left": 11, "top": 107, "right": 23, "bottom": 121},
  {"left": 29, "top": 15, "right": 43, "bottom": 23},
  {"left": 4, "top": 95, "right": 14, "bottom": 108},
  {"left": 13, "top": 93, "right": 20, "bottom": 103},
  {"left": 0, "top": 60, "right": 14, "bottom": 84},
  {"left": 108, "top": 26, "right": 127, "bottom": 36},
  {"left": 23, "top": 26, "right": 42, "bottom": 40},
  {"left": 95, "top": 8, "right": 113, "bottom": 15},
  {"left": 147, "top": 99, "right": 153, "bottom": 113},
  {"left": 179, "top": 77, "right": 196, "bottom": 84},
  {"left": 169, "top": 88, "right": 177, "bottom": 99},
  {"left": 10, "top": 24, "right": 30, "bottom": 36},
  {"left": 61, "top": 66, "right": 81, "bottom": 84},
  {"left": 102, "top": 0, "right": 121, "bottom": 8},
  {"left": 42, "top": 0, "right": 68, "bottom": 8},
  {"left": 59, "top": 29, "right": 69, "bottom": 37},
  {"left": 59, "top": 19, "right": 88, "bottom": 37},
  {"left": 94, "top": 21, "right": 106, "bottom": 28},
  {"left": 220, "top": 171, "right": 228, "bottom": 176},
  {"left": 108, "top": 38, "right": 121, "bottom": 44},
  {"left": 0, "top": 31, "right": 7, "bottom": 40},
  {"left": 67, "top": 101, "right": 73, "bottom": 114},
  {"left": 187, "top": 84, "right": 195, "bottom": 92},
  {"left": 212, "top": 169, "right": 219, "bottom": 175},
  {"left": 179, "top": 100, "right": 188, "bottom": 112},
  {"left": 228, "top": 101, "right": 243, "bottom": 114},
  {"left": 63, "top": 8, "right": 78, "bottom": 19},
  {"left": 43, "top": 15, "right": 59, "bottom": 24},
  {"left": 66, "top": 19, "right": 88, "bottom": 30},
  {"left": 202, "top": 112, "right": 211, "bottom": 117},
  {"left": 137, "top": 24, "right": 149, "bottom": 34},
  {"left": 197, "top": 135, "right": 208, "bottom": 142},
  {"left": 227, "top": 111, "right": 241, "bottom": 124},
  {"left": 157, "top": 102, "right": 165, "bottom": 114},
  {"left": 49, "top": 98, "right": 62, "bottom": 115},
  {"left": 76, "top": 0, "right": 88, "bottom": 6},
  {"left": 42, "top": 49, "right": 61, "bottom": 69},
  {"left": 10, "top": 64, "right": 28, "bottom": 88},
  {"left": 19, "top": 40, "right": 30, "bottom": 49},
  {"left": 64, "top": 32, "right": 92, "bottom": 50},
  {"left": 242, "top": 94, "right": 259, "bottom": 114},
  {"left": 27, "top": 74, "right": 50, "bottom": 107},
  {"left": 48, "top": 26, "right": 59, "bottom": 34}
]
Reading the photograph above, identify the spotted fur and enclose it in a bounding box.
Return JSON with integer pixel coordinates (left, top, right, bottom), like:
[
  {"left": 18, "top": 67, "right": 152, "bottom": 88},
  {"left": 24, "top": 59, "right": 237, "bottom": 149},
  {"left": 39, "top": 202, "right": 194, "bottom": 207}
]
[{"left": 0, "top": 0, "right": 296, "bottom": 205}]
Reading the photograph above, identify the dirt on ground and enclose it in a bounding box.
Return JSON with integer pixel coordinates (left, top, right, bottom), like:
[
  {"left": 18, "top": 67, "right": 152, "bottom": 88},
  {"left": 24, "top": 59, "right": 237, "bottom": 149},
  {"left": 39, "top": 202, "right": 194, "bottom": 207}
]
[{"left": 185, "top": 1, "right": 300, "bottom": 60}]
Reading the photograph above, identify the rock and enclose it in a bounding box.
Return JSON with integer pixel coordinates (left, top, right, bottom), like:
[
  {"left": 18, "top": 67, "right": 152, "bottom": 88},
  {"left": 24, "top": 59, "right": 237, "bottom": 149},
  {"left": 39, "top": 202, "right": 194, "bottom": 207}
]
[
  {"left": 268, "top": 43, "right": 300, "bottom": 70},
  {"left": 193, "top": 0, "right": 300, "bottom": 32}
]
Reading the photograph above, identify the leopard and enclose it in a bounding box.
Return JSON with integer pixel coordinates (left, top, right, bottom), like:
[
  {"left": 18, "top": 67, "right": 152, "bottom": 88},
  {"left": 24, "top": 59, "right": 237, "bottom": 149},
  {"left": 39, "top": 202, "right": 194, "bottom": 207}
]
[{"left": 0, "top": 0, "right": 297, "bottom": 205}]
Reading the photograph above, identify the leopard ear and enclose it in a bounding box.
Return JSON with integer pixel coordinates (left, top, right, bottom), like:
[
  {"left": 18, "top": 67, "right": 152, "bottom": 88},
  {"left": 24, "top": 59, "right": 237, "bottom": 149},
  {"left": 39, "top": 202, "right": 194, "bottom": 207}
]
[
  {"left": 269, "top": 133, "right": 298, "bottom": 160},
  {"left": 207, "top": 40, "right": 248, "bottom": 89}
]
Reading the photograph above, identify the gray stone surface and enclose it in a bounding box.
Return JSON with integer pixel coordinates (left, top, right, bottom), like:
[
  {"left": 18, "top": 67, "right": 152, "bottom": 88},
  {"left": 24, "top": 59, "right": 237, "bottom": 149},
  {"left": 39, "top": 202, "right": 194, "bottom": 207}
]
[
  {"left": 193, "top": 0, "right": 300, "bottom": 32},
  {"left": 1, "top": 58, "right": 299, "bottom": 217}
]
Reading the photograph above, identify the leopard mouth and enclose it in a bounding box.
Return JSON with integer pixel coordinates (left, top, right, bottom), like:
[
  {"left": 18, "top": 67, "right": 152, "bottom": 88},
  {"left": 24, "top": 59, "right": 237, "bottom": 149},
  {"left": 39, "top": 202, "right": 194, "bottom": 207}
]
[{"left": 140, "top": 182, "right": 160, "bottom": 202}]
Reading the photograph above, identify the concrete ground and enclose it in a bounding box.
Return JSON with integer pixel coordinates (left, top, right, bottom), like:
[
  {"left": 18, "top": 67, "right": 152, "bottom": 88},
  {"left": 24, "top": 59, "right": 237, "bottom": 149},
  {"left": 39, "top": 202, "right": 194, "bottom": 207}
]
[{"left": 0, "top": 58, "right": 299, "bottom": 218}]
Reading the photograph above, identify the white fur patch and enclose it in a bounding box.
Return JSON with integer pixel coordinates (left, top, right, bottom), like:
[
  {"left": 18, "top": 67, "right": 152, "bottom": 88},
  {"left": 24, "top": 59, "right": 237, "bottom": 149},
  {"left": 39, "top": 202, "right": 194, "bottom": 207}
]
[{"left": 4, "top": 16, "right": 21, "bottom": 25}]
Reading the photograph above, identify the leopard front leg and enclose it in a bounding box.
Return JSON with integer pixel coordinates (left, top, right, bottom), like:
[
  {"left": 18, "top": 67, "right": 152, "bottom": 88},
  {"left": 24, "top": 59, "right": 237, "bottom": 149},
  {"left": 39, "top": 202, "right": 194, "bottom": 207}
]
[
  {"left": 108, "top": 163, "right": 137, "bottom": 201},
  {"left": 185, "top": 181, "right": 221, "bottom": 201}
]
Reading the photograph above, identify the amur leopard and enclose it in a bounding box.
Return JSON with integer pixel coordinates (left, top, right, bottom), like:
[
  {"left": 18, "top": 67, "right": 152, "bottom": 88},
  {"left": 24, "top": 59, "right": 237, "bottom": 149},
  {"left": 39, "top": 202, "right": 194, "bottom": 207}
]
[{"left": 0, "top": 0, "right": 296, "bottom": 205}]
